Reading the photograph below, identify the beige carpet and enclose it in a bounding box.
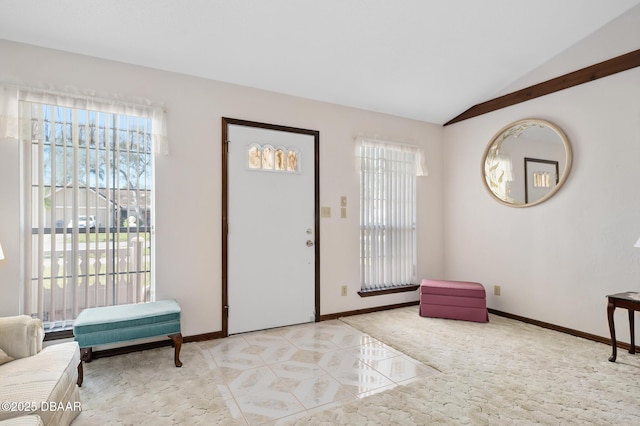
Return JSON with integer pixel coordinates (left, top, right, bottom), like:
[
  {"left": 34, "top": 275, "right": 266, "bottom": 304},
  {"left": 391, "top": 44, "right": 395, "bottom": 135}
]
[
  {"left": 73, "top": 307, "right": 640, "bottom": 425},
  {"left": 288, "top": 307, "right": 640, "bottom": 425},
  {"left": 72, "top": 342, "right": 242, "bottom": 425}
]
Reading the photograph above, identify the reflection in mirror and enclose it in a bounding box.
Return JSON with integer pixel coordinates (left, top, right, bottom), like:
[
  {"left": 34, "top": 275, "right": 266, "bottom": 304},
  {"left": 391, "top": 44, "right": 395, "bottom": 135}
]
[{"left": 482, "top": 119, "right": 572, "bottom": 207}]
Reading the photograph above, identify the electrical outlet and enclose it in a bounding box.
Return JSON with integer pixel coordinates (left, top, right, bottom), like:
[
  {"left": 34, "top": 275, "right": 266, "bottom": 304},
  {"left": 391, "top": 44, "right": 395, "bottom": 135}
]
[
  {"left": 341, "top": 285, "right": 347, "bottom": 296},
  {"left": 494, "top": 285, "right": 501, "bottom": 296}
]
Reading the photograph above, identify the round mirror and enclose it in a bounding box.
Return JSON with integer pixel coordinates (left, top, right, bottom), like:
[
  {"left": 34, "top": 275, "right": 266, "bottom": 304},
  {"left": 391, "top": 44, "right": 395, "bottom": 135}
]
[{"left": 482, "top": 118, "right": 572, "bottom": 207}]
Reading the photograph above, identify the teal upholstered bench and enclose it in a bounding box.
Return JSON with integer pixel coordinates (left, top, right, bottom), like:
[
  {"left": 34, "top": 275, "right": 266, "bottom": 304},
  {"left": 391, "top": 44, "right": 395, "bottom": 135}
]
[{"left": 73, "top": 299, "right": 183, "bottom": 375}]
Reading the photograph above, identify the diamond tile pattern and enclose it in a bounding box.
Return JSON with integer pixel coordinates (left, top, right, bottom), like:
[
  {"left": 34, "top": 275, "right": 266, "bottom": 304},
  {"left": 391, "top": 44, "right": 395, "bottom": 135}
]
[{"left": 198, "top": 320, "right": 438, "bottom": 425}]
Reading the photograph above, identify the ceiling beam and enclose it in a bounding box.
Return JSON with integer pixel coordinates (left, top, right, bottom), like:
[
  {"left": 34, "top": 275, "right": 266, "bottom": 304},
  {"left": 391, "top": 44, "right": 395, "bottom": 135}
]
[{"left": 444, "top": 49, "right": 640, "bottom": 126}]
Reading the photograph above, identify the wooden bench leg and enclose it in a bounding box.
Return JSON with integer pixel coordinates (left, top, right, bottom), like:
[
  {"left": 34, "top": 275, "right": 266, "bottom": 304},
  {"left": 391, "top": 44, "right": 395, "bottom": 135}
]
[
  {"left": 80, "top": 347, "right": 93, "bottom": 363},
  {"left": 169, "top": 333, "right": 183, "bottom": 367},
  {"left": 77, "top": 361, "right": 84, "bottom": 387}
]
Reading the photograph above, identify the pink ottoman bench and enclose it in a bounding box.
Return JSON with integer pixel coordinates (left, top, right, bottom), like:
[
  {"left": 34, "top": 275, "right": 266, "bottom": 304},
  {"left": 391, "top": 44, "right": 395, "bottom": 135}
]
[{"left": 419, "top": 279, "right": 489, "bottom": 323}]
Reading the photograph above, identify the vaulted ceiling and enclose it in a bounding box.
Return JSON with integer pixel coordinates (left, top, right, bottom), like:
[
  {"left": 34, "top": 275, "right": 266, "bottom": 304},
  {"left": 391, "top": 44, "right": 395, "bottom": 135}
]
[{"left": 1, "top": 0, "right": 639, "bottom": 124}]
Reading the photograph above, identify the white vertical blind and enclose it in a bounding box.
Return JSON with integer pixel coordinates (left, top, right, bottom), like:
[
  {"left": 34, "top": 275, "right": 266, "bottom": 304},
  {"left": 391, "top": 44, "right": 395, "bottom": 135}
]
[
  {"left": 21, "top": 99, "right": 155, "bottom": 331},
  {"left": 358, "top": 138, "right": 423, "bottom": 290}
]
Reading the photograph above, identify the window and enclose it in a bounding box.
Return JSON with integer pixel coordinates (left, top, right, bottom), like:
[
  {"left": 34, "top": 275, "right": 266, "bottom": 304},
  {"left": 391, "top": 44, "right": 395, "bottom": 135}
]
[
  {"left": 21, "top": 99, "right": 155, "bottom": 331},
  {"left": 247, "top": 143, "right": 299, "bottom": 172},
  {"left": 358, "top": 139, "right": 426, "bottom": 292}
]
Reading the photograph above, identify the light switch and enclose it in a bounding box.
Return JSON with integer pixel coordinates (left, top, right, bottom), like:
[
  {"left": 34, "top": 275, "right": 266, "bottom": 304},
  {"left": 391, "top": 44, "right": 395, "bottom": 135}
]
[
  {"left": 340, "top": 207, "right": 347, "bottom": 218},
  {"left": 321, "top": 207, "right": 331, "bottom": 218},
  {"left": 340, "top": 196, "right": 347, "bottom": 207}
]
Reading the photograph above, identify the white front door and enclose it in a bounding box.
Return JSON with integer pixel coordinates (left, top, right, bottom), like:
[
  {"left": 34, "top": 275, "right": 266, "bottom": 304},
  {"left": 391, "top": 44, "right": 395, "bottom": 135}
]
[{"left": 226, "top": 120, "right": 317, "bottom": 335}]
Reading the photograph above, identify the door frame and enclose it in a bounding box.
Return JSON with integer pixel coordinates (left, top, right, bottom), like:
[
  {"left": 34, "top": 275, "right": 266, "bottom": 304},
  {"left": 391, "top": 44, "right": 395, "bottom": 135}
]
[{"left": 221, "top": 117, "right": 320, "bottom": 337}]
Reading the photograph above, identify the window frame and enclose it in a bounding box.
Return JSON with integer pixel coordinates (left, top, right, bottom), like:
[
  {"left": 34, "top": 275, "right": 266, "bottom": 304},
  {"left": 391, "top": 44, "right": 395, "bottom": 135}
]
[
  {"left": 20, "top": 99, "right": 156, "bottom": 333},
  {"left": 357, "top": 139, "right": 424, "bottom": 296}
]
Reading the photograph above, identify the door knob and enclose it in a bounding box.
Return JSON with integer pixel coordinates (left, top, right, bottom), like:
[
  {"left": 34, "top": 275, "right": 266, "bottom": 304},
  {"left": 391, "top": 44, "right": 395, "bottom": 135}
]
[{"left": 306, "top": 240, "right": 314, "bottom": 247}]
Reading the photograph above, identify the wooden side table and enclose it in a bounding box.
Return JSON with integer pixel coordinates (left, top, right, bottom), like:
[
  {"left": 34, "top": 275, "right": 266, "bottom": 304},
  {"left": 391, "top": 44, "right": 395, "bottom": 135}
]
[{"left": 606, "top": 291, "right": 640, "bottom": 362}]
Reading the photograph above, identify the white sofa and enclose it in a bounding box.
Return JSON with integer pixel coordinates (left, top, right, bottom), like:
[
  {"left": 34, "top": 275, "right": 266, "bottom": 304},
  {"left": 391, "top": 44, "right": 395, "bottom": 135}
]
[{"left": 0, "top": 316, "right": 81, "bottom": 425}]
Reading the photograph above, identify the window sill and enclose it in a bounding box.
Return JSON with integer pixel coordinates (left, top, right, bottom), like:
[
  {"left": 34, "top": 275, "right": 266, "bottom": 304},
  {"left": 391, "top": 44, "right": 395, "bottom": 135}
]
[{"left": 357, "top": 284, "right": 419, "bottom": 298}]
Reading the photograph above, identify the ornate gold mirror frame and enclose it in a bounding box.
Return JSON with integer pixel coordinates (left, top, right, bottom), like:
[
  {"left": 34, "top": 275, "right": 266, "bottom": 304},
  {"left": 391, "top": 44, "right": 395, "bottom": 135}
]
[{"left": 482, "top": 118, "right": 572, "bottom": 207}]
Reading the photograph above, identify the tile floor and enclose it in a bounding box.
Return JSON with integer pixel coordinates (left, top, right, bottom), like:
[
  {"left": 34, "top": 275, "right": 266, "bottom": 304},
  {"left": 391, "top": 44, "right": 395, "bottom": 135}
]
[{"left": 197, "top": 319, "right": 439, "bottom": 425}]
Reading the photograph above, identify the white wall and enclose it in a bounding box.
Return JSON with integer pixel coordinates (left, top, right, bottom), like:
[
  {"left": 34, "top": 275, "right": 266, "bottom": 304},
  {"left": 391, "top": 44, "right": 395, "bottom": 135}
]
[
  {"left": 0, "top": 138, "right": 21, "bottom": 316},
  {"left": 2, "top": 40, "right": 637, "bottom": 346},
  {"left": 0, "top": 40, "right": 444, "bottom": 336},
  {"left": 443, "top": 67, "right": 640, "bottom": 343},
  {"left": 495, "top": 5, "right": 640, "bottom": 98}
]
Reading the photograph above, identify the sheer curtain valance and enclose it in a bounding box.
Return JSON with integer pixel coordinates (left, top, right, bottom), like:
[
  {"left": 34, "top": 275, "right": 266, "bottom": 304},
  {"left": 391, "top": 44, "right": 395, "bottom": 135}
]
[
  {"left": 0, "top": 83, "right": 168, "bottom": 155},
  {"left": 355, "top": 136, "right": 428, "bottom": 177}
]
